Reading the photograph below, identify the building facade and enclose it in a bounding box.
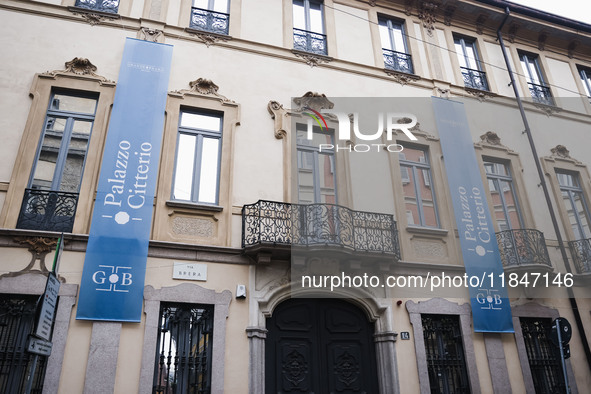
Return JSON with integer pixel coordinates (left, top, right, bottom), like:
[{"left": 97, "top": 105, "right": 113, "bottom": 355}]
[{"left": 0, "top": 0, "right": 590, "bottom": 393}]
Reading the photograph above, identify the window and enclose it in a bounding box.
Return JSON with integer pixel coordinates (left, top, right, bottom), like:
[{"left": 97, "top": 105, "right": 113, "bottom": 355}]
[
  {"left": 578, "top": 66, "right": 591, "bottom": 101},
  {"left": 293, "top": 0, "right": 327, "bottom": 55},
  {"left": 557, "top": 171, "right": 591, "bottom": 240},
  {"left": 0, "top": 294, "right": 48, "bottom": 393},
  {"left": 379, "top": 17, "right": 413, "bottom": 74},
  {"left": 399, "top": 146, "right": 439, "bottom": 227},
  {"left": 454, "top": 36, "right": 488, "bottom": 91},
  {"left": 296, "top": 126, "right": 336, "bottom": 205},
  {"left": 421, "top": 314, "right": 470, "bottom": 394},
  {"left": 190, "top": 0, "right": 230, "bottom": 35},
  {"left": 153, "top": 303, "right": 214, "bottom": 394},
  {"left": 17, "top": 90, "right": 97, "bottom": 232},
  {"left": 484, "top": 160, "right": 524, "bottom": 231},
  {"left": 519, "top": 52, "right": 553, "bottom": 105},
  {"left": 520, "top": 318, "right": 565, "bottom": 394},
  {"left": 74, "top": 0, "right": 119, "bottom": 13},
  {"left": 172, "top": 110, "right": 223, "bottom": 205}
]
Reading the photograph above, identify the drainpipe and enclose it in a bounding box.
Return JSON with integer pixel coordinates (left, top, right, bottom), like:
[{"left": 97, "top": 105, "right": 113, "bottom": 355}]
[{"left": 496, "top": 7, "right": 591, "bottom": 370}]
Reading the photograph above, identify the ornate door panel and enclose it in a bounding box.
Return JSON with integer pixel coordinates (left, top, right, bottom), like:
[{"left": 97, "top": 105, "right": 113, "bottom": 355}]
[{"left": 266, "top": 298, "right": 378, "bottom": 394}]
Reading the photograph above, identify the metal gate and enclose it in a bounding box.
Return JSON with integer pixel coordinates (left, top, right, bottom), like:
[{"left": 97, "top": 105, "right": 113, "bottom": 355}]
[
  {"left": 153, "top": 303, "right": 214, "bottom": 394},
  {"left": 520, "top": 318, "right": 565, "bottom": 394},
  {"left": 422, "top": 314, "right": 470, "bottom": 394},
  {"left": 0, "top": 294, "right": 47, "bottom": 393}
]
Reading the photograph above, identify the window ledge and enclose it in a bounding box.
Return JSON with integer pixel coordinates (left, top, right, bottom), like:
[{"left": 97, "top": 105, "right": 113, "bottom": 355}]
[
  {"left": 406, "top": 225, "right": 448, "bottom": 237},
  {"left": 166, "top": 200, "right": 223, "bottom": 212},
  {"left": 530, "top": 101, "right": 562, "bottom": 116}
]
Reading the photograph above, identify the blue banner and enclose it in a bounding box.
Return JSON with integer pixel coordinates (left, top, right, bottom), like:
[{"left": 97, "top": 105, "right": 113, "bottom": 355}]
[
  {"left": 76, "top": 39, "right": 172, "bottom": 322},
  {"left": 432, "top": 97, "right": 514, "bottom": 333}
]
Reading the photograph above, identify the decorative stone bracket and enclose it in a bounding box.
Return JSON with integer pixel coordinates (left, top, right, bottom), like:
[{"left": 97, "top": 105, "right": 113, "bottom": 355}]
[
  {"left": 185, "top": 28, "right": 232, "bottom": 47},
  {"left": 1, "top": 236, "right": 65, "bottom": 281},
  {"left": 292, "top": 50, "right": 333, "bottom": 67},
  {"left": 384, "top": 69, "right": 421, "bottom": 86}
]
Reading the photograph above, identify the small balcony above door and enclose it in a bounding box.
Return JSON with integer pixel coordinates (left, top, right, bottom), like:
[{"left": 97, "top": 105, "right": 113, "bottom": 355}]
[{"left": 242, "top": 200, "right": 400, "bottom": 261}]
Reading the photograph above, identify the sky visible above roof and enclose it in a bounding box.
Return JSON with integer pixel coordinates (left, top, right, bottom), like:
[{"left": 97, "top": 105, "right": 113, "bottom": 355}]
[{"left": 510, "top": 0, "right": 591, "bottom": 25}]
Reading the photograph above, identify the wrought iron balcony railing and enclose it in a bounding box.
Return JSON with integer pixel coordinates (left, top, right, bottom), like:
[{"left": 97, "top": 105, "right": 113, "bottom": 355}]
[
  {"left": 74, "top": 0, "right": 119, "bottom": 13},
  {"left": 496, "top": 229, "right": 551, "bottom": 268},
  {"left": 293, "top": 28, "right": 327, "bottom": 56},
  {"left": 527, "top": 82, "right": 554, "bottom": 106},
  {"left": 383, "top": 48, "right": 413, "bottom": 74},
  {"left": 460, "top": 67, "right": 489, "bottom": 91},
  {"left": 189, "top": 7, "right": 230, "bottom": 35},
  {"left": 568, "top": 238, "right": 591, "bottom": 274},
  {"left": 17, "top": 189, "right": 79, "bottom": 233},
  {"left": 242, "top": 200, "right": 400, "bottom": 258}
]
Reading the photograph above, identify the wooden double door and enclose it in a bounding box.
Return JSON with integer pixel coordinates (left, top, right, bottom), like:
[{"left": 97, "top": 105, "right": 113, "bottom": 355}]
[{"left": 266, "top": 298, "right": 379, "bottom": 394}]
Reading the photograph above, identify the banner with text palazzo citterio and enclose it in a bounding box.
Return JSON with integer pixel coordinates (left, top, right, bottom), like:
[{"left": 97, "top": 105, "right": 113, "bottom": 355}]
[
  {"left": 76, "top": 39, "right": 173, "bottom": 322},
  {"left": 432, "top": 97, "right": 514, "bottom": 333}
]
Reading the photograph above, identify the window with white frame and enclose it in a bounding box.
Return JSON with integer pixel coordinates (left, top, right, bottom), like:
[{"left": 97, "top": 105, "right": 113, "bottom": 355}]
[
  {"left": 519, "top": 52, "right": 553, "bottom": 106},
  {"left": 454, "top": 35, "right": 488, "bottom": 91},
  {"left": 556, "top": 170, "right": 591, "bottom": 240},
  {"left": 190, "top": 0, "right": 230, "bottom": 35},
  {"left": 578, "top": 66, "right": 591, "bottom": 101},
  {"left": 293, "top": 0, "right": 327, "bottom": 55},
  {"left": 172, "top": 110, "right": 223, "bottom": 205},
  {"left": 378, "top": 16, "right": 413, "bottom": 74},
  {"left": 484, "top": 160, "right": 524, "bottom": 231},
  {"left": 296, "top": 125, "right": 336, "bottom": 205},
  {"left": 399, "top": 145, "right": 439, "bottom": 227}
]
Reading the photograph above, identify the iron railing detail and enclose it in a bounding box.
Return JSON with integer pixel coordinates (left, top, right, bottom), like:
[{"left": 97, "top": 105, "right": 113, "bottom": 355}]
[
  {"left": 17, "top": 189, "right": 79, "bottom": 233},
  {"left": 460, "top": 67, "right": 489, "bottom": 91},
  {"left": 383, "top": 48, "right": 413, "bottom": 74},
  {"left": 527, "top": 82, "right": 554, "bottom": 106},
  {"left": 568, "top": 238, "right": 591, "bottom": 274},
  {"left": 496, "top": 229, "right": 551, "bottom": 268},
  {"left": 242, "top": 200, "right": 400, "bottom": 258},
  {"left": 293, "top": 28, "right": 327, "bottom": 55},
  {"left": 74, "top": 0, "right": 119, "bottom": 13},
  {"left": 189, "top": 7, "right": 229, "bottom": 35},
  {"left": 153, "top": 303, "right": 213, "bottom": 394},
  {"left": 0, "top": 295, "right": 47, "bottom": 393},
  {"left": 520, "top": 318, "right": 565, "bottom": 394},
  {"left": 421, "top": 315, "right": 470, "bottom": 394}
]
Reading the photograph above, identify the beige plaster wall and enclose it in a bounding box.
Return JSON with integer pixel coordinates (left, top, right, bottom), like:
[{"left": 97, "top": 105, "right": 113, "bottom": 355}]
[
  {"left": 333, "top": 4, "right": 374, "bottom": 66},
  {"left": 240, "top": 0, "right": 283, "bottom": 47},
  {"left": 484, "top": 40, "right": 520, "bottom": 98}
]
